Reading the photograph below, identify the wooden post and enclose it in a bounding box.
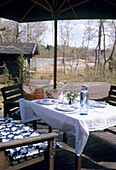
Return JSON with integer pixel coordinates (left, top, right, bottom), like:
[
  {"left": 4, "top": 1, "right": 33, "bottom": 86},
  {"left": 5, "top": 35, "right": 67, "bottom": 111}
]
[
  {"left": 4, "top": 103, "right": 8, "bottom": 118},
  {"left": 0, "top": 139, "right": 5, "bottom": 170},
  {"left": 48, "top": 140, "right": 54, "bottom": 170},
  {"left": 75, "top": 154, "right": 82, "bottom": 170},
  {"left": 54, "top": 18, "right": 57, "bottom": 89}
]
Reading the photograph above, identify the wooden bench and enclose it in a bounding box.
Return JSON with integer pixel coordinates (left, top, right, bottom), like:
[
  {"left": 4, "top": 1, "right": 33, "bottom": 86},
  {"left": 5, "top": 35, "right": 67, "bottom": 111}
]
[{"left": 0, "top": 132, "right": 58, "bottom": 170}]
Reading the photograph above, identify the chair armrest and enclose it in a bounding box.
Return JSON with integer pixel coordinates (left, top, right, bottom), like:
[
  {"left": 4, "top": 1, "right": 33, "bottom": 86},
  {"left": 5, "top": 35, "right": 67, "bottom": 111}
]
[{"left": 0, "top": 132, "right": 58, "bottom": 151}]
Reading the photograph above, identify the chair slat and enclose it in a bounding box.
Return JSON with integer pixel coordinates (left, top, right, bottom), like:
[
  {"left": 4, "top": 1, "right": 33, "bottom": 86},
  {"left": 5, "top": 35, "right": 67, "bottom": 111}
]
[
  {"left": 108, "top": 96, "right": 116, "bottom": 102},
  {"left": 109, "top": 90, "right": 116, "bottom": 96},
  {"left": 110, "top": 85, "right": 116, "bottom": 91},
  {"left": 5, "top": 89, "right": 23, "bottom": 98},
  {"left": 2, "top": 84, "right": 22, "bottom": 92},
  {"left": 5, "top": 95, "right": 23, "bottom": 103}
]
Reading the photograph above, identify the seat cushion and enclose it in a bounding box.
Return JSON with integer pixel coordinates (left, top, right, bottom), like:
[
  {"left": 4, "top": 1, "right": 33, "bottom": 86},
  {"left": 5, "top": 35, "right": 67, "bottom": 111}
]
[{"left": 0, "top": 118, "right": 60, "bottom": 160}]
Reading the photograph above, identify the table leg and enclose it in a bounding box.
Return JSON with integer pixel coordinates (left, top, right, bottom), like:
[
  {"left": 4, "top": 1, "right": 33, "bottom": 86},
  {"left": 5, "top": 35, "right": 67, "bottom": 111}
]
[
  {"left": 63, "top": 132, "right": 67, "bottom": 143},
  {"left": 49, "top": 126, "right": 52, "bottom": 133},
  {"left": 75, "top": 154, "right": 82, "bottom": 170}
]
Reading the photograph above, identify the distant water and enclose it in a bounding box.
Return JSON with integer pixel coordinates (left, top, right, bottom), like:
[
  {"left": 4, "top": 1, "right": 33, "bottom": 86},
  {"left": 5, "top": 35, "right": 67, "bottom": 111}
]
[{"left": 33, "top": 59, "right": 85, "bottom": 67}]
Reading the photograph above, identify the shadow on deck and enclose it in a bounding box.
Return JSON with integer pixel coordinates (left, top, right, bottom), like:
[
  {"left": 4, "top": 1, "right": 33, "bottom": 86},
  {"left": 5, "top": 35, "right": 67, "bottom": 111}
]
[{"left": 21, "top": 125, "right": 116, "bottom": 170}]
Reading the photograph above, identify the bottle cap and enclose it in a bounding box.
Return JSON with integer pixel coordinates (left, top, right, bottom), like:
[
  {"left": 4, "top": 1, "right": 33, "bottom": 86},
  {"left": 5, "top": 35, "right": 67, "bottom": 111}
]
[{"left": 82, "top": 85, "right": 87, "bottom": 90}]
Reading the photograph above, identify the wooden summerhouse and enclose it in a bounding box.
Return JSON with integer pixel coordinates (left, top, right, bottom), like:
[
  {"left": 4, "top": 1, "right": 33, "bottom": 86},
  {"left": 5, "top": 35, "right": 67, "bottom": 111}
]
[{"left": 0, "top": 42, "right": 39, "bottom": 79}]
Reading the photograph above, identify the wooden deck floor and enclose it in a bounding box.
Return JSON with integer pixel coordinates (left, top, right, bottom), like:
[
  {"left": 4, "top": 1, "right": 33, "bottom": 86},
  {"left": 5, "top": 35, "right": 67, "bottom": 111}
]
[{"left": 21, "top": 124, "right": 116, "bottom": 170}]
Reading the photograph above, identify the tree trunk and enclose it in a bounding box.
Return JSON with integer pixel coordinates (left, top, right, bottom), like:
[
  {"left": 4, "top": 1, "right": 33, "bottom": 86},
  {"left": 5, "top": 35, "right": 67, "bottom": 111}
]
[
  {"left": 16, "top": 22, "right": 19, "bottom": 42},
  {"left": 102, "top": 22, "right": 106, "bottom": 78},
  {"left": 94, "top": 46, "right": 98, "bottom": 75},
  {"left": 97, "top": 20, "right": 102, "bottom": 73}
]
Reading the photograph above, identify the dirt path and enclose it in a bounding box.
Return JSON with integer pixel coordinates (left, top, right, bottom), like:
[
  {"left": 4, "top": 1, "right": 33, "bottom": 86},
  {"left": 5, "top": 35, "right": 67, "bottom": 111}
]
[
  {"left": 30, "top": 79, "right": 112, "bottom": 99},
  {"left": 0, "top": 81, "right": 113, "bottom": 118},
  {"left": 66, "top": 82, "right": 111, "bottom": 100}
]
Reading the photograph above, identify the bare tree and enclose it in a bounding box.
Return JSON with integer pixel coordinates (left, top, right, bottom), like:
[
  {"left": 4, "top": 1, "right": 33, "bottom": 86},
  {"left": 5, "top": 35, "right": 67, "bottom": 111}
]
[
  {"left": 60, "top": 22, "right": 66, "bottom": 74},
  {"left": 94, "top": 20, "right": 116, "bottom": 77},
  {"left": 103, "top": 20, "right": 116, "bottom": 76},
  {"left": 20, "top": 22, "right": 48, "bottom": 44},
  {"left": 94, "top": 20, "right": 102, "bottom": 74}
]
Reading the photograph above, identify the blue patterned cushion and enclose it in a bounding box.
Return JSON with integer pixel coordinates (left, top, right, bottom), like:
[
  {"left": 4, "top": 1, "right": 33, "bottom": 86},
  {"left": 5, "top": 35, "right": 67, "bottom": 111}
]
[{"left": 0, "top": 118, "right": 60, "bottom": 160}]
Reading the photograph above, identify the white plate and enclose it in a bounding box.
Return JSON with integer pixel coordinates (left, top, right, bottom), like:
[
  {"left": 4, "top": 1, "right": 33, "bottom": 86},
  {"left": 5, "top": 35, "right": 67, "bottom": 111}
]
[
  {"left": 56, "top": 104, "right": 76, "bottom": 112},
  {"left": 94, "top": 102, "right": 108, "bottom": 108},
  {"left": 37, "top": 99, "right": 55, "bottom": 105}
]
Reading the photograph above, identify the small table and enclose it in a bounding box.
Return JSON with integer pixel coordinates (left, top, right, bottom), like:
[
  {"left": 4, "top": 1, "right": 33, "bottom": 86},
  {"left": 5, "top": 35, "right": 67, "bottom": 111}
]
[{"left": 19, "top": 98, "right": 116, "bottom": 169}]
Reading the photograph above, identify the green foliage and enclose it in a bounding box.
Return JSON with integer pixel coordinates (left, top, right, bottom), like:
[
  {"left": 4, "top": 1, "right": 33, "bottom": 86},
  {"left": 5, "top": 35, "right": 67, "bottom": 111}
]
[
  {"left": 46, "top": 44, "right": 51, "bottom": 51},
  {"left": 17, "top": 54, "right": 29, "bottom": 85},
  {"left": 3, "top": 64, "right": 9, "bottom": 85},
  {"left": 3, "top": 64, "right": 15, "bottom": 85},
  {"left": 17, "top": 54, "right": 24, "bottom": 70},
  {"left": 31, "top": 67, "right": 37, "bottom": 71},
  {"left": 66, "top": 91, "right": 78, "bottom": 100}
]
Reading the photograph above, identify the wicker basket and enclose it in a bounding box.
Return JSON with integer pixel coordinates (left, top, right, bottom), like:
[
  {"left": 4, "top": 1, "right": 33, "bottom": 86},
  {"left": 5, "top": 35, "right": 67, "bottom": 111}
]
[{"left": 23, "top": 88, "right": 44, "bottom": 100}]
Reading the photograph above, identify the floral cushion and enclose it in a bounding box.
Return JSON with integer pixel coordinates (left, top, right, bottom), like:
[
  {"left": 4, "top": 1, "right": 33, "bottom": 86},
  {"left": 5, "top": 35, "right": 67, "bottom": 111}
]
[{"left": 0, "top": 118, "right": 60, "bottom": 160}]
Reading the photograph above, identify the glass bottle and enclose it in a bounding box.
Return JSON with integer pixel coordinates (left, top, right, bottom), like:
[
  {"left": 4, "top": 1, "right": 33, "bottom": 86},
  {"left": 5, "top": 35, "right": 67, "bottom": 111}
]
[{"left": 80, "top": 85, "right": 88, "bottom": 115}]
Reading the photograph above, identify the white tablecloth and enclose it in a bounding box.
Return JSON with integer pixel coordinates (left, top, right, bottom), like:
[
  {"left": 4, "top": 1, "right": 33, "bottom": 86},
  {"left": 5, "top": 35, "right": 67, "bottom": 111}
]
[{"left": 19, "top": 98, "right": 116, "bottom": 156}]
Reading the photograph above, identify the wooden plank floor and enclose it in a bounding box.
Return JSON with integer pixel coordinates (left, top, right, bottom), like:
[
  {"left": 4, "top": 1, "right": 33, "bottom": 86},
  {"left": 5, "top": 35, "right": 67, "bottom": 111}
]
[{"left": 21, "top": 124, "right": 116, "bottom": 170}]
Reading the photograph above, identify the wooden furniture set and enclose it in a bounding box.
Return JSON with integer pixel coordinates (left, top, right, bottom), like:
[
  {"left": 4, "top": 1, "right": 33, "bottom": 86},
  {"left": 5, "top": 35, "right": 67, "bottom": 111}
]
[
  {"left": 0, "top": 84, "right": 58, "bottom": 170},
  {"left": 1, "top": 83, "right": 116, "bottom": 170}
]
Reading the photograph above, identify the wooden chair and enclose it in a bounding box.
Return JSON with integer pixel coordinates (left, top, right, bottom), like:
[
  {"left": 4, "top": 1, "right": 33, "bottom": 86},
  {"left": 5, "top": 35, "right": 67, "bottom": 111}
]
[
  {"left": 95, "top": 85, "right": 116, "bottom": 106},
  {"left": 1, "top": 84, "right": 39, "bottom": 130},
  {"left": 0, "top": 132, "right": 58, "bottom": 170},
  {"left": 1, "top": 84, "right": 23, "bottom": 119},
  {"left": 95, "top": 85, "right": 116, "bottom": 134}
]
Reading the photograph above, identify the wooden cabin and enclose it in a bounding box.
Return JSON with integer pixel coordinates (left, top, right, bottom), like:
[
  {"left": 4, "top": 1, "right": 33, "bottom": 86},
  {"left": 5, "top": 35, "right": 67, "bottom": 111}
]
[{"left": 0, "top": 42, "right": 39, "bottom": 79}]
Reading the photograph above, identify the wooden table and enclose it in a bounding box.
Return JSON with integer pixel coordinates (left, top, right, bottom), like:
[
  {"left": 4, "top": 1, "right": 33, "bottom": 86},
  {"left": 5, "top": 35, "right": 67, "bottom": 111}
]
[{"left": 19, "top": 98, "right": 116, "bottom": 169}]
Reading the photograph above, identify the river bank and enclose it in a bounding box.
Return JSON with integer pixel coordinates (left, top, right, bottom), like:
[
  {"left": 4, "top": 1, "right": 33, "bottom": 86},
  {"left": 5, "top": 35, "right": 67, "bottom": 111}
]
[{"left": 32, "top": 58, "right": 94, "bottom": 67}]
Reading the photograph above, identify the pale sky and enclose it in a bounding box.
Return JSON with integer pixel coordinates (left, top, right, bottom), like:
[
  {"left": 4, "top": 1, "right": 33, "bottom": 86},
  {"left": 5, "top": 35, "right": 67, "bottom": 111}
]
[
  {"left": 43, "top": 20, "right": 99, "bottom": 48},
  {"left": 42, "top": 19, "right": 114, "bottom": 49},
  {"left": 1, "top": 18, "right": 114, "bottom": 49}
]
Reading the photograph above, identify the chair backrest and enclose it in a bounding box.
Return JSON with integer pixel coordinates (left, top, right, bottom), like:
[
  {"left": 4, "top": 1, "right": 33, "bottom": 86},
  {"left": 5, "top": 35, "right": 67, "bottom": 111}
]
[
  {"left": 1, "top": 84, "right": 23, "bottom": 102},
  {"left": 1, "top": 84, "right": 23, "bottom": 117},
  {"left": 106, "top": 85, "right": 116, "bottom": 106}
]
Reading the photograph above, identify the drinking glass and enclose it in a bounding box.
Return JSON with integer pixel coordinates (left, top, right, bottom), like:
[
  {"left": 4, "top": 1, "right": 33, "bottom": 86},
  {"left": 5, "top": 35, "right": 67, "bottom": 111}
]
[
  {"left": 72, "top": 99, "right": 78, "bottom": 109},
  {"left": 57, "top": 91, "right": 64, "bottom": 104}
]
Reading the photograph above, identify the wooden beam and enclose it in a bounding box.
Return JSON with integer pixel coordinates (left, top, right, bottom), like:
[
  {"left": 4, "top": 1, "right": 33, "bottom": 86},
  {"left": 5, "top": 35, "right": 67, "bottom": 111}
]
[
  {"left": 57, "top": 0, "right": 67, "bottom": 13},
  {"left": 32, "top": 0, "right": 53, "bottom": 13},
  {"left": 0, "top": 0, "right": 13, "bottom": 7},
  {"left": 20, "top": 3, "right": 36, "bottom": 22},
  {"left": 59, "top": 0, "right": 90, "bottom": 14},
  {"left": 54, "top": 19, "right": 57, "bottom": 89},
  {"left": 104, "top": 0, "right": 116, "bottom": 7},
  {"left": 67, "top": 0, "right": 78, "bottom": 19}
]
